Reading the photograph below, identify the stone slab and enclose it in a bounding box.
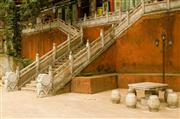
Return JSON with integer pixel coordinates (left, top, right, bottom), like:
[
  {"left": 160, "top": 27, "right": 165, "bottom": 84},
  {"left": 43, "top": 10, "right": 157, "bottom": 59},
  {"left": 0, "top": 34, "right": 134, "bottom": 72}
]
[{"left": 128, "top": 82, "right": 168, "bottom": 90}]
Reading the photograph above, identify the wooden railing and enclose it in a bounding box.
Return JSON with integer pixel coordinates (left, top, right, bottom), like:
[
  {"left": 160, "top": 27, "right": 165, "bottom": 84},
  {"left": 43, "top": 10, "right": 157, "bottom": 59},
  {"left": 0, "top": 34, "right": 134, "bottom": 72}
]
[
  {"left": 50, "top": 0, "right": 180, "bottom": 93},
  {"left": 22, "top": 18, "right": 80, "bottom": 36}
]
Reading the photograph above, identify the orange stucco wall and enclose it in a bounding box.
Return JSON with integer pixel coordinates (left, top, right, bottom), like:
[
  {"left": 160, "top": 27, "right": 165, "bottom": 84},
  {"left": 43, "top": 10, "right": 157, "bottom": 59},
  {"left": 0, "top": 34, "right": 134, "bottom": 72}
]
[
  {"left": 83, "top": 25, "right": 111, "bottom": 42},
  {"left": 22, "top": 29, "right": 67, "bottom": 60},
  {"left": 83, "top": 11, "right": 180, "bottom": 74},
  {"left": 82, "top": 11, "right": 180, "bottom": 91},
  {"left": 116, "top": 12, "right": 180, "bottom": 73}
]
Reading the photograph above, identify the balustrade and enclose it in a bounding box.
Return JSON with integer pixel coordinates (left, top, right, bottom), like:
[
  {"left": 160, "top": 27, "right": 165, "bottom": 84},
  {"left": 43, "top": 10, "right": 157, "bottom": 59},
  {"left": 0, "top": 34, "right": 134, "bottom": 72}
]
[{"left": 6, "top": 0, "right": 180, "bottom": 94}]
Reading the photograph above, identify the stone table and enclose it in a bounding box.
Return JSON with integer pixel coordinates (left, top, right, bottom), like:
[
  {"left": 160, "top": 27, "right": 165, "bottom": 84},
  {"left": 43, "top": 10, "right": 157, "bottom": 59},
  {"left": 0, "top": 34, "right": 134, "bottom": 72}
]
[{"left": 128, "top": 82, "right": 168, "bottom": 105}]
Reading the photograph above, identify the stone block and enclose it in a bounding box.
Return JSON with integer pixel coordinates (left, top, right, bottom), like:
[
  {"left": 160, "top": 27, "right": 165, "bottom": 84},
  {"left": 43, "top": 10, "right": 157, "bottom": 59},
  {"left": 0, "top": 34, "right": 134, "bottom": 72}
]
[{"left": 71, "top": 74, "right": 118, "bottom": 94}]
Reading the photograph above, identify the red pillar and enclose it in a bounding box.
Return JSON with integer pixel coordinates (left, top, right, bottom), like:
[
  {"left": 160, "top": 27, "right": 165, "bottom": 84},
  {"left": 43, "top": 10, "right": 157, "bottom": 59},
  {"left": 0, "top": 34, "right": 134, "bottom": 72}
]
[{"left": 109, "top": 0, "right": 114, "bottom": 13}]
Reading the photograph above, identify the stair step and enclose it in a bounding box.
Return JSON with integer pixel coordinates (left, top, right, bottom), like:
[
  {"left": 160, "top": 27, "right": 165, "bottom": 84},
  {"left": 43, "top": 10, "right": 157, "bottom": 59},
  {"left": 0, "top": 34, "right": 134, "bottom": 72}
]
[
  {"left": 21, "top": 87, "right": 36, "bottom": 91},
  {"left": 54, "top": 62, "right": 63, "bottom": 65},
  {"left": 26, "top": 83, "right": 36, "bottom": 87},
  {"left": 30, "top": 80, "right": 37, "bottom": 85}
]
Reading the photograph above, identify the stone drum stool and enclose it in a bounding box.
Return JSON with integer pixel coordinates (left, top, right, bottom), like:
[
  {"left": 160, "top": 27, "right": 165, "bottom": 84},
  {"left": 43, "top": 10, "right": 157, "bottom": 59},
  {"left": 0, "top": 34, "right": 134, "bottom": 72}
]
[
  {"left": 126, "top": 93, "right": 137, "bottom": 108},
  {"left": 148, "top": 95, "right": 160, "bottom": 112},
  {"left": 111, "top": 89, "right": 121, "bottom": 104},
  {"left": 167, "top": 92, "right": 178, "bottom": 108},
  {"left": 164, "top": 89, "right": 173, "bottom": 102}
]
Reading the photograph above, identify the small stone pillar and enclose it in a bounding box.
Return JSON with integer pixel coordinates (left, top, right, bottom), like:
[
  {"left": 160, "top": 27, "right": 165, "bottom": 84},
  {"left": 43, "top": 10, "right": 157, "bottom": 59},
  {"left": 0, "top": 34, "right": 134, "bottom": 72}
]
[
  {"left": 141, "top": 0, "right": 145, "bottom": 14},
  {"left": 83, "top": 13, "right": 87, "bottom": 21},
  {"left": 86, "top": 40, "right": 90, "bottom": 60},
  {"left": 67, "top": 34, "right": 71, "bottom": 51},
  {"left": 36, "top": 53, "right": 40, "bottom": 76},
  {"left": 80, "top": 26, "right": 83, "bottom": 43},
  {"left": 167, "top": 0, "right": 170, "bottom": 10},
  {"left": 69, "top": 51, "right": 73, "bottom": 74},
  {"left": 94, "top": 11, "right": 97, "bottom": 19},
  {"left": 52, "top": 43, "right": 57, "bottom": 63},
  {"left": 100, "top": 29, "right": 104, "bottom": 48},
  {"left": 126, "top": 10, "right": 129, "bottom": 25}
]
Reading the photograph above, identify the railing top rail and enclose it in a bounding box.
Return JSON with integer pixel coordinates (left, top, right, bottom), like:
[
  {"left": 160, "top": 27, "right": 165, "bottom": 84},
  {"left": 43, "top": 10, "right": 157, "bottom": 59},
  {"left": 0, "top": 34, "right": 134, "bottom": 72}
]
[
  {"left": 22, "top": 18, "right": 80, "bottom": 34},
  {"left": 78, "top": 0, "right": 180, "bottom": 27}
]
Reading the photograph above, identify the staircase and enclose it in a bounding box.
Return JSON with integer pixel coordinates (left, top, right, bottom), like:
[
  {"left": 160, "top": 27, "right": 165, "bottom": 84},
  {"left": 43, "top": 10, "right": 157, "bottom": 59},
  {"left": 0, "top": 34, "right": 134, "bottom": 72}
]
[
  {"left": 16, "top": 0, "right": 180, "bottom": 95},
  {"left": 51, "top": 0, "right": 180, "bottom": 95},
  {"left": 22, "top": 18, "right": 79, "bottom": 37},
  {"left": 21, "top": 43, "right": 85, "bottom": 91},
  {"left": 78, "top": 0, "right": 180, "bottom": 27}
]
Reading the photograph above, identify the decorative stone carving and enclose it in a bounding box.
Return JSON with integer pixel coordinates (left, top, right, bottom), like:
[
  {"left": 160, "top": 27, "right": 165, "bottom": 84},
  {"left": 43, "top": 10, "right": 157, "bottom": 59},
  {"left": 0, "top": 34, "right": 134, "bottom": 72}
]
[
  {"left": 36, "top": 74, "right": 53, "bottom": 98},
  {"left": 111, "top": 89, "right": 121, "bottom": 104},
  {"left": 4, "top": 72, "right": 18, "bottom": 91}
]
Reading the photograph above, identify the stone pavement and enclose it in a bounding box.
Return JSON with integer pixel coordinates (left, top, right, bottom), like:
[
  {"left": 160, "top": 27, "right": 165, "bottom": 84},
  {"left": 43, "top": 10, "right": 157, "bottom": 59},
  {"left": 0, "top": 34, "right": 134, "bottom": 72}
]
[{"left": 0, "top": 87, "right": 180, "bottom": 119}]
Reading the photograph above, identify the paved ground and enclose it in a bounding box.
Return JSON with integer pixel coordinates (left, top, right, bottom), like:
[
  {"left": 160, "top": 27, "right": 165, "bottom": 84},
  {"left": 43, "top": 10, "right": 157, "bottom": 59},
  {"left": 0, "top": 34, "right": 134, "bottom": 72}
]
[{"left": 0, "top": 87, "right": 180, "bottom": 119}]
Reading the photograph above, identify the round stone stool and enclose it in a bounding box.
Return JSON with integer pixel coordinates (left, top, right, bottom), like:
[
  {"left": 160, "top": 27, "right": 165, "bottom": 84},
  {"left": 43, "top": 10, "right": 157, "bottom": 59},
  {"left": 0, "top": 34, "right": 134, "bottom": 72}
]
[
  {"left": 111, "top": 89, "right": 121, "bottom": 104},
  {"left": 126, "top": 93, "right": 137, "bottom": 108},
  {"left": 167, "top": 92, "right": 178, "bottom": 108},
  {"left": 148, "top": 95, "right": 160, "bottom": 112},
  {"left": 164, "top": 89, "right": 173, "bottom": 102}
]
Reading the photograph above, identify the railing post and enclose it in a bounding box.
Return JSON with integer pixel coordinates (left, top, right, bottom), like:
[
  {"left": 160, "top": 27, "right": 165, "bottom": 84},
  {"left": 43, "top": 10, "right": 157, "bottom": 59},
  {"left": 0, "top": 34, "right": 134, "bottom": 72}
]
[
  {"left": 16, "top": 66, "right": 20, "bottom": 88},
  {"left": 67, "top": 34, "right": 71, "bottom": 51},
  {"left": 48, "top": 65, "right": 53, "bottom": 80},
  {"left": 83, "top": 13, "right": 87, "bottom": 21},
  {"left": 100, "top": 29, "right": 104, "bottom": 48},
  {"left": 126, "top": 10, "right": 129, "bottom": 25},
  {"left": 94, "top": 11, "right": 97, "bottom": 19},
  {"left": 80, "top": 26, "right": 83, "bottom": 43},
  {"left": 106, "top": 12, "right": 109, "bottom": 22},
  {"left": 110, "top": 24, "right": 115, "bottom": 40},
  {"left": 36, "top": 53, "right": 40, "bottom": 76},
  {"left": 119, "top": 9, "right": 122, "bottom": 19},
  {"left": 86, "top": 40, "right": 90, "bottom": 61},
  {"left": 141, "top": 0, "right": 145, "bottom": 14},
  {"left": 68, "top": 51, "right": 73, "bottom": 74},
  {"left": 52, "top": 43, "right": 56, "bottom": 63},
  {"left": 167, "top": 0, "right": 170, "bottom": 10}
]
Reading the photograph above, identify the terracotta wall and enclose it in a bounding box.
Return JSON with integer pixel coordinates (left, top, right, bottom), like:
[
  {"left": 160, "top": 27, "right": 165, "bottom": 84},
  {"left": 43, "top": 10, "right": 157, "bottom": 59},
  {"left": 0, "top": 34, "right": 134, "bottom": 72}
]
[
  {"left": 83, "top": 25, "right": 111, "bottom": 42},
  {"left": 116, "top": 12, "right": 180, "bottom": 73},
  {"left": 83, "top": 11, "right": 180, "bottom": 74},
  {"left": 22, "top": 29, "right": 67, "bottom": 60},
  {"left": 82, "top": 11, "right": 180, "bottom": 91}
]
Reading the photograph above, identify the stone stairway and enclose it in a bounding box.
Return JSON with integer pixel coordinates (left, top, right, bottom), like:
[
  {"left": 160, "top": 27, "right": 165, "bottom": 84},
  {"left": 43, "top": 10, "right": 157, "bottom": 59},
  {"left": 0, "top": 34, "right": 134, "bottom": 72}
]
[
  {"left": 21, "top": 42, "right": 86, "bottom": 91},
  {"left": 4, "top": 0, "right": 180, "bottom": 97}
]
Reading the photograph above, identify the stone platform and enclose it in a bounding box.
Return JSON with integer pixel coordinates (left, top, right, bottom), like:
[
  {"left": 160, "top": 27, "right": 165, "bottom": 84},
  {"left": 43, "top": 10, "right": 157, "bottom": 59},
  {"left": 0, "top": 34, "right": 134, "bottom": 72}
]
[{"left": 71, "top": 74, "right": 118, "bottom": 94}]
